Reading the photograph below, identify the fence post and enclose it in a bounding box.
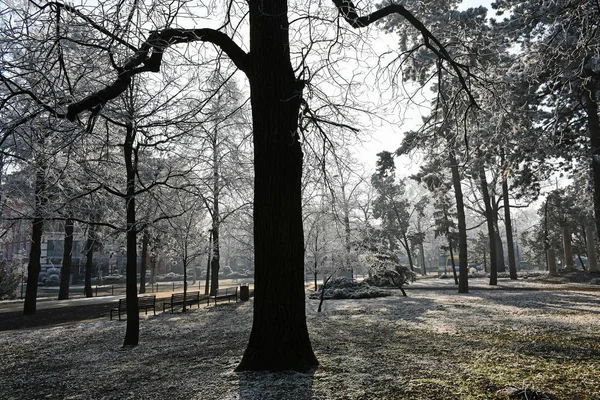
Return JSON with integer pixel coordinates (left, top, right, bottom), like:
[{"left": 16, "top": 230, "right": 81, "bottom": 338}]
[
  {"left": 172, "top": 282, "right": 175, "bottom": 292},
  {"left": 95, "top": 285, "right": 98, "bottom": 297},
  {"left": 111, "top": 285, "right": 114, "bottom": 296}
]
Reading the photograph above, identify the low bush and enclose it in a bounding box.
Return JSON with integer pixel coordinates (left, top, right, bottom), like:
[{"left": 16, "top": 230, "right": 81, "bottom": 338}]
[
  {"left": 0, "top": 261, "right": 21, "bottom": 300},
  {"left": 308, "top": 277, "right": 390, "bottom": 300}
]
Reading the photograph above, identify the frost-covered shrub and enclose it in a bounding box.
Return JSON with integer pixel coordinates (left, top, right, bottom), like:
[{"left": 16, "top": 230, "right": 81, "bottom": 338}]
[
  {"left": 365, "top": 266, "right": 416, "bottom": 288},
  {"left": 0, "top": 261, "right": 21, "bottom": 300},
  {"left": 308, "top": 277, "right": 390, "bottom": 300}
]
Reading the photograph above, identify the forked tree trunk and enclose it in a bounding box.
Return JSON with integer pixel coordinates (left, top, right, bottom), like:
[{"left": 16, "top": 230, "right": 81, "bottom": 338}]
[
  {"left": 479, "top": 163, "right": 498, "bottom": 285},
  {"left": 58, "top": 218, "right": 74, "bottom": 300},
  {"left": 236, "top": 0, "right": 317, "bottom": 370}
]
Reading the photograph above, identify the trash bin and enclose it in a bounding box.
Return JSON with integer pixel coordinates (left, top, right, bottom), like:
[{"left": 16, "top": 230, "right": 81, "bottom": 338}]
[{"left": 240, "top": 284, "right": 250, "bottom": 301}]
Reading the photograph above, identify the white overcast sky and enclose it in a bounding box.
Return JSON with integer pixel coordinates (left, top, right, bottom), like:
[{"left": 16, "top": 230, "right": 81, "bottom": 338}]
[{"left": 357, "top": 0, "right": 497, "bottom": 174}]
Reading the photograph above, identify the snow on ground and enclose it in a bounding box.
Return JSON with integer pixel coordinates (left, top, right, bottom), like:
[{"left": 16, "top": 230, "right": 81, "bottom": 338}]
[{"left": 1, "top": 278, "right": 599, "bottom": 399}]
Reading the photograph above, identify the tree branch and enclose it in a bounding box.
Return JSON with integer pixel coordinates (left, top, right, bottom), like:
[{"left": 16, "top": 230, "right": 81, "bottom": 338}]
[
  {"left": 66, "top": 28, "right": 249, "bottom": 121},
  {"left": 332, "top": 0, "right": 476, "bottom": 106}
]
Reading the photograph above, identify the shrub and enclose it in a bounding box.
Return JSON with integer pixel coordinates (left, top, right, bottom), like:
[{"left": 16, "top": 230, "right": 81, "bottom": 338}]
[
  {"left": 308, "top": 277, "right": 390, "bottom": 300},
  {"left": 0, "top": 261, "right": 21, "bottom": 300}
]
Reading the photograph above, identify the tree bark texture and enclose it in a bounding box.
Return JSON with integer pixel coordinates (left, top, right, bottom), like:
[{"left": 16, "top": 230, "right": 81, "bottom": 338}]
[
  {"left": 562, "top": 225, "right": 574, "bottom": 269},
  {"left": 236, "top": 0, "right": 317, "bottom": 371},
  {"left": 58, "top": 218, "right": 74, "bottom": 300},
  {"left": 449, "top": 150, "right": 468, "bottom": 293},
  {"left": 479, "top": 164, "right": 498, "bottom": 285},
  {"left": 209, "top": 222, "right": 220, "bottom": 297},
  {"left": 123, "top": 122, "right": 139, "bottom": 347},
  {"left": 24, "top": 165, "right": 46, "bottom": 315},
  {"left": 586, "top": 225, "right": 598, "bottom": 272},
  {"left": 584, "top": 77, "right": 600, "bottom": 240},
  {"left": 502, "top": 179, "right": 517, "bottom": 280},
  {"left": 547, "top": 248, "right": 557, "bottom": 276}
]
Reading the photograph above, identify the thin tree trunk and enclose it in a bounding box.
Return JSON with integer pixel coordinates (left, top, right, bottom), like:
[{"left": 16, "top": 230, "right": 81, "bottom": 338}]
[
  {"left": 204, "top": 229, "right": 212, "bottom": 295},
  {"left": 209, "top": 222, "right": 220, "bottom": 296},
  {"left": 236, "top": 0, "right": 317, "bottom": 370},
  {"left": 448, "top": 243, "right": 458, "bottom": 284},
  {"left": 58, "top": 218, "right": 74, "bottom": 300},
  {"left": 84, "top": 225, "right": 94, "bottom": 298},
  {"left": 209, "top": 136, "right": 221, "bottom": 297},
  {"left": 418, "top": 241, "right": 426, "bottom": 275},
  {"left": 479, "top": 163, "right": 498, "bottom": 285},
  {"left": 313, "top": 260, "right": 318, "bottom": 291},
  {"left": 24, "top": 165, "right": 46, "bottom": 315},
  {"left": 123, "top": 121, "right": 139, "bottom": 347},
  {"left": 449, "top": 149, "right": 468, "bottom": 293},
  {"left": 401, "top": 232, "right": 415, "bottom": 272},
  {"left": 139, "top": 230, "right": 149, "bottom": 294},
  {"left": 502, "top": 178, "right": 517, "bottom": 280}
]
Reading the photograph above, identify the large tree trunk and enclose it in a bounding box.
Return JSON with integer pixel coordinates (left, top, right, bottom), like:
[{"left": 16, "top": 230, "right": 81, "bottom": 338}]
[
  {"left": 584, "top": 76, "right": 600, "bottom": 240},
  {"left": 24, "top": 165, "right": 46, "bottom": 315},
  {"left": 479, "top": 163, "right": 498, "bottom": 285},
  {"left": 562, "top": 225, "right": 574, "bottom": 269},
  {"left": 449, "top": 150, "right": 468, "bottom": 293},
  {"left": 139, "top": 230, "right": 149, "bottom": 294},
  {"left": 586, "top": 224, "right": 598, "bottom": 272},
  {"left": 495, "top": 231, "right": 506, "bottom": 273},
  {"left": 58, "top": 218, "right": 74, "bottom": 300},
  {"left": 502, "top": 178, "right": 517, "bottom": 280},
  {"left": 236, "top": 0, "right": 317, "bottom": 371},
  {"left": 84, "top": 225, "right": 94, "bottom": 298},
  {"left": 123, "top": 121, "right": 139, "bottom": 347}
]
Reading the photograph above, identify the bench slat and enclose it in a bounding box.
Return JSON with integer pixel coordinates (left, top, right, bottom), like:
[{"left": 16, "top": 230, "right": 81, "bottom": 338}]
[
  {"left": 110, "top": 295, "right": 156, "bottom": 321},
  {"left": 207, "top": 287, "right": 238, "bottom": 306}
]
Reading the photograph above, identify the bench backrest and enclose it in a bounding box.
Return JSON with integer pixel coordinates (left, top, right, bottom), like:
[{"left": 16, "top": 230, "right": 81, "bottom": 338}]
[
  {"left": 138, "top": 296, "right": 156, "bottom": 306},
  {"left": 119, "top": 296, "right": 155, "bottom": 307},
  {"left": 171, "top": 291, "right": 200, "bottom": 301},
  {"left": 215, "top": 287, "right": 237, "bottom": 296}
]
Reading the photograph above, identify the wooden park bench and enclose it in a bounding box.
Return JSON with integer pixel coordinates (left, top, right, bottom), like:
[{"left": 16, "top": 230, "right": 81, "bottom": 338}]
[
  {"left": 207, "top": 287, "right": 238, "bottom": 306},
  {"left": 110, "top": 295, "right": 156, "bottom": 321},
  {"left": 162, "top": 291, "right": 201, "bottom": 313}
]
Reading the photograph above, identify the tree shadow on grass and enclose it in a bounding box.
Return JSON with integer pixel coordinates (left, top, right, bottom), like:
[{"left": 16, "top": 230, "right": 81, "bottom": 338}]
[{"left": 236, "top": 369, "right": 315, "bottom": 400}]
